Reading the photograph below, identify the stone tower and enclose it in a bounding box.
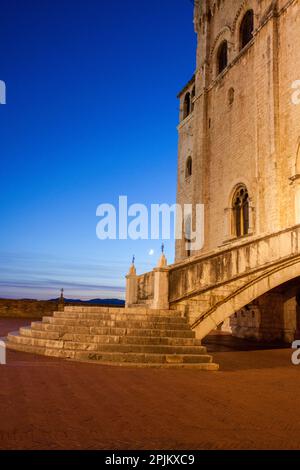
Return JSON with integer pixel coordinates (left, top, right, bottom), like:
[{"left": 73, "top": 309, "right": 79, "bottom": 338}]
[{"left": 176, "top": 0, "right": 300, "bottom": 261}]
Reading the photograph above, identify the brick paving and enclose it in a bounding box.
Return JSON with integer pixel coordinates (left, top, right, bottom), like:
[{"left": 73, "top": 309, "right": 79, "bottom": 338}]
[{"left": 0, "top": 318, "right": 299, "bottom": 450}]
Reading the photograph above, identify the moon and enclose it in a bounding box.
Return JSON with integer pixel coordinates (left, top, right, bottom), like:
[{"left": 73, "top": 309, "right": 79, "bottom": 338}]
[{"left": 149, "top": 249, "right": 154, "bottom": 256}]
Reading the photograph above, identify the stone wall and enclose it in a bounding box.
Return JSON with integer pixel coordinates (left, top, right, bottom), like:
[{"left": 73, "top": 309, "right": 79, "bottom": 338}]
[
  {"left": 176, "top": 0, "right": 300, "bottom": 260},
  {"left": 230, "top": 290, "right": 299, "bottom": 343},
  {"left": 176, "top": 78, "right": 195, "bottom": 260},
  {"left": 170, "top": 225, "right": 300, "bottom": 304}
]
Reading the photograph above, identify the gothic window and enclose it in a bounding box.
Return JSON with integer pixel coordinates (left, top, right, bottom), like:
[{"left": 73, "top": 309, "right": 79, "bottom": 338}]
[
  {"left": 217, "top": 41, "right": 228, "bottom": 75},
  {"left": 240, "top": 10, "right": 254, "bottom": 50},
  {"left": 232, "top": 185, "right": 249, "bottom": 237},
  {"left": 186, "top": 157, "right": 192, "bottom": 178},
  {"left": 183, "top": 92, "right": 191, "bottom": 119}
]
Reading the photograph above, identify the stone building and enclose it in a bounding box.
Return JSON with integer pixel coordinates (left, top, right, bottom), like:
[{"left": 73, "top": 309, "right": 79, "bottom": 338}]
[
  {"left": 7, "top": 0, "right": 300, "bottom": 368},
  {"left": 176, "top": 0, "right": 300, "bottom": 259},
  {"left": 171, "top": 0, "right": 300, "bottom": 341}
]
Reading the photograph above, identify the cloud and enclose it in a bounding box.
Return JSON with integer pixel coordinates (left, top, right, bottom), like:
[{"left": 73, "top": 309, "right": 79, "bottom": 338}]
[{"left": 0, "top": 251, "right": 126, "bottom": 300}]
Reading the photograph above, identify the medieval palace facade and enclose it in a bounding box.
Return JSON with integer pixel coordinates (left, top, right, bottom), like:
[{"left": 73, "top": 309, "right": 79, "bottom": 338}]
[{"left": 176, "top": 0, "right": 300, "bottom": 262}]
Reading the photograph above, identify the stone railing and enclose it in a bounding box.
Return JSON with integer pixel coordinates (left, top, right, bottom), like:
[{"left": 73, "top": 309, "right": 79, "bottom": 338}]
[
  {"left": 169, "top": 224, "right": 300, "bottom": 303},
  {"left": 126, "top": 254, "right": 168, "bottom": 309},
  {"left": 137, "top": 272, "right": 154, "bottom": 304},
  {"left": 126, "top": 224, "right": 300, "bottom": 310}
]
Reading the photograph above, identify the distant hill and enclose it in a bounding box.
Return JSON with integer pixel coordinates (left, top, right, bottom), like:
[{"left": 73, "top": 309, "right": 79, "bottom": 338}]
[{"left": 49, "top": 298, "right": 125, "bottom": 306}]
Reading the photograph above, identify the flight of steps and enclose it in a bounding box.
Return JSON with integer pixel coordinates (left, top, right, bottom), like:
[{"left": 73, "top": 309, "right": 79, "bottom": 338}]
[{"left": 6, "top": 306, "right": 219, "bottom": 370}]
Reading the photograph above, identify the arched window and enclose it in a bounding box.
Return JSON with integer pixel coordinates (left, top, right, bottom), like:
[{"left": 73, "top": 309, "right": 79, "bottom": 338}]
[
  {"left": 217, "top": 41, "right": 228, "bottom": 75},
  {"left": 183, "top": 92, "right": 191, "bottom": 119},
  {"left": 232, "top": 185, "right": 249, "bottom": 237},
  {"left": 191, "top": 86, "right": 195, "bottom": 112},
  {"left": 240, "top": 10, "right": 254, "bottom": 50},
  {"left": 186, "top": 157, "right": 192, "bottom": 178}
]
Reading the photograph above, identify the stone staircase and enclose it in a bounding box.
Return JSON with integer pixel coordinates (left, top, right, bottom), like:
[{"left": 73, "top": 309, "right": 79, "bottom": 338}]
[
  {"left": 6, "top": 306, "right": 219, "bottom": 370},
  {"left": 172, "top": 276, "right": 258, "bottom": 325}
]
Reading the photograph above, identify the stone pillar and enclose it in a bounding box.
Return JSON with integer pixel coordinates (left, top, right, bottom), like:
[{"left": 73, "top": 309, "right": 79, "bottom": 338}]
[
  {"left": 125, "top": 262, "right": 138, "bottom": 307},
  {"left": 152, "top": 253, "right": 169, "bottom": 310}
]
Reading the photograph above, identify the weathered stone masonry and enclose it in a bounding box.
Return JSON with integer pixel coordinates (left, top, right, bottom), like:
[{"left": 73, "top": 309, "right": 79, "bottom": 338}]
[{"left": 134, "top": 0, "right": 300, "bottom": 343}]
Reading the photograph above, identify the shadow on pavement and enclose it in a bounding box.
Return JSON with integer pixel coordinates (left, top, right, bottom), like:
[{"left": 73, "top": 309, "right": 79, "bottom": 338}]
[{"left": 203, "top": 332, "right": 290, "bottom": 353}]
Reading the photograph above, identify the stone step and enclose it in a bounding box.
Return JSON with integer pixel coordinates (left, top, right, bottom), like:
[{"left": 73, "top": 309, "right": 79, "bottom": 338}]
[
  {"left": 7, "top": 341, "right": 218, "bottom": 370},
  {"left": 20, "top": 327, "right": 201, "bottom": 346},
  {"left": 42, "top": 317, "right": 190, "bottom": 330},
  {"left": 8, "top": 333, "right": 206, "bottom": 355},
  {"left": 76, "top": 351, "right": 214, "bottom": 364},
  {"left": 7, "top": 343, "right": 219, "bottom": 371},
  {"left": 63, "top": 306, "right": 183, "bottom": 317},
  {"left": 84, "top": 361, "right": 219, "bottom": 370},
  {"left": 31, "top": 322, "right": 196, "bottom": 338},
  {"left": 6, "top": 303, "right": 218, "bottom": 369},
  {"left": 53, "top": 311, "right": 187, "bottom": 323}
]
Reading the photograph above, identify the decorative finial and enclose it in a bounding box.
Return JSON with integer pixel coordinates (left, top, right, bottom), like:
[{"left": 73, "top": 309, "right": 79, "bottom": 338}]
[
  {"left": 157, "top": 243, "right": 167, "bottom": 268},
  {"left": 59, "top": 288, "right": 65, "bottom": 311},
  {"left": 128, "top": 256, "right": 137, "bottom": 276}
]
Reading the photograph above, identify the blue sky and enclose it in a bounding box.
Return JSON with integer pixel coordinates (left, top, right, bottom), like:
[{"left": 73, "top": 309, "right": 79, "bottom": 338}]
[{"left": 0, "top": 0, "right": 196, "bottom": 300}]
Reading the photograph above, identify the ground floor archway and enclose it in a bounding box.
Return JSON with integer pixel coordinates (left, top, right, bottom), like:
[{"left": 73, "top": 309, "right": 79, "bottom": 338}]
[{"left": 215, "top": 277, "right": 300, "bottom": 344}]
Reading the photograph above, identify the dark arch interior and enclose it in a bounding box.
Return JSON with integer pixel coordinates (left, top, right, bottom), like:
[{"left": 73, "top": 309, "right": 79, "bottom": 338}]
[
  {"left": 183, "top": 92, "right": 191, "bottom": 119},
  {"left": 191, "top": 86, "right": 195, "bottom": 112},
  {"left": 217, "top": 41, "right": 228, "bottom": 74},
  {"left": 240, "top": 10, "right": 254, "bottom": 50},
  {"left": 186, "top": 157, "right": 192, "bottom": 178}
]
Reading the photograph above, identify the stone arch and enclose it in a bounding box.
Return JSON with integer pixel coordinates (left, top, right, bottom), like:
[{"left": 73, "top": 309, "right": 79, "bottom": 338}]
[
  {"left": 232, "top": 0, "right": 255, "bottom": 33},
  {"left": 239, "top": 9, "right": 254, "bottom": 50},
  {"left": 232, "top": 0, "right": 257, "bottom": 53},
  {"left": 192, "top": 257, "right": 300, "bottom": 339},
  {"left": 210, "top": 25, "right": 232, "bottom": 61},
  {"left": 228, "top": 180, "right": 252, "bottom": 205},
  {"left": 209, "top": 26, "right": 232, "bottom": 78}
]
